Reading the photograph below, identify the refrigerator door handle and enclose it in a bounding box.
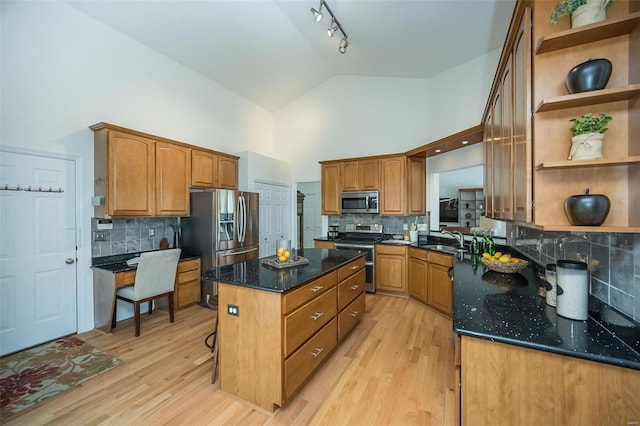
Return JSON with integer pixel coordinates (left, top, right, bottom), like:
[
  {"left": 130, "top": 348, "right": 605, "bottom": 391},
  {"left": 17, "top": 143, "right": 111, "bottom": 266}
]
[
  {"left": 241, "top": 195, "right": 247, "bottom": 243},
  {"left": 220, "top": 247, "right": 258, "bottom": 257},
  {"left": 237, "top": 195, "right": 246, "bottom": 243}
]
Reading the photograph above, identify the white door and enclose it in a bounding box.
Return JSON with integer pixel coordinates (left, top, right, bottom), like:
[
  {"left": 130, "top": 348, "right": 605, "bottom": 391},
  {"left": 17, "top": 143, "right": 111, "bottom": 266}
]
[
  {"left": 0, "top": 152, "right": 77, "bottom": 356},
  {"left": 256, "top": 182, "right": 290, "bottom": 258},
  {"left": 303, "top": 193, "right": 318, "bottom": 248}
]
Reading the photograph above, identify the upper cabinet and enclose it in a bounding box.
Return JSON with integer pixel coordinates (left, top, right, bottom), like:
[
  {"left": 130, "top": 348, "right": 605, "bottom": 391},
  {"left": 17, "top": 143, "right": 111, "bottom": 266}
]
[
  {"left": 380, "top": 156, "right": 426, "bottom": 216},
  {"left": 341, "top": 159, "right": 379, "bottom": 191},
  {"left": 156, "top": 141, "right": 191, "bottom": 216},
  {"left": 321, "top": 163, "right": 341, "bottom": 215},
  {"left": 91, "top": 123, "right": 238, "bottom": 217},
  {"left": 484, "top": 1, "right": 639, "bottom": 231}
]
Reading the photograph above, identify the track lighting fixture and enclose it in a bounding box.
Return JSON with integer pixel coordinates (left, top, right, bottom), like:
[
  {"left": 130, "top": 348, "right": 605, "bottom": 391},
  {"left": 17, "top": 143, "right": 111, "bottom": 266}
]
[
  {"left": 310, "top": 0, "right": 349, "bottom": 54},
  {"left": 339, "top": 36, "right": 349, "bottom": 54},
  {"left": 310, "top": 1, "right": 323, "bottom": 22}
]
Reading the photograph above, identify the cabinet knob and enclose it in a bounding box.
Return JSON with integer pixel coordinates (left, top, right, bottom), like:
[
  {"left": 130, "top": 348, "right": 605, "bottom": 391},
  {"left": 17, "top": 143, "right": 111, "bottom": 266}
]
[
  {"left": 311, "top": 347, "right": 324, "bottom": 358},
  {"left": 310, "top": 312, "right": 324, "bottom": 321},
  {"left": 310, "top": 285, "right": 324, "bottom": 293},
  {"left": 350, "top": 285, "right": 359, "bottom": 291},
  {"left": 350, "top": 311, "right": 359, "bottom": 318}
]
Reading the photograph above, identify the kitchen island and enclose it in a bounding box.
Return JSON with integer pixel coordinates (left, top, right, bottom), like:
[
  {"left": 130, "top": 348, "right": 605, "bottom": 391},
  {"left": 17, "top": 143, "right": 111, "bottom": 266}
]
[
  {"left": 203, "top": 248, "right": 366, "bottom": 411},
  {"left": 452, "top": 253, "right": 640, "bottom": 425}
]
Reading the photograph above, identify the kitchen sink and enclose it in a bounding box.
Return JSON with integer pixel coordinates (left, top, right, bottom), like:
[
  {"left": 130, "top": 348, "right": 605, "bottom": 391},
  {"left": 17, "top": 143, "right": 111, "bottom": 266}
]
[{"left": 421, "top": 244, "right": 467, "bottom": 254}]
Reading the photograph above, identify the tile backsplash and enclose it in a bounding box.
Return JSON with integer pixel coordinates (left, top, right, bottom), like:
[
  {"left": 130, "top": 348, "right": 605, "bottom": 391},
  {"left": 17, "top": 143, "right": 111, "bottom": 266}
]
[
  {"left": 328, "top": 213, "right": 430, "bottom": 236},
  {"left": 511, "top": 225, "right": 639, "bottom": 322},
  {"left": 91, "top": 217, "right": 179, "bottom": 257}
]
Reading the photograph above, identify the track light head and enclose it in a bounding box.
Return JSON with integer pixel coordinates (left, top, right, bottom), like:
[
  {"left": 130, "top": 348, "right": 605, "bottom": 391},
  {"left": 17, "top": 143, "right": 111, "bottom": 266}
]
[
  {"left": 339, "top": 37, "right": 349, "bottom": 54},
  {"left": 327, "top": 19, "right": 338, "bottom": 37},
  {"left": 310, "top": 1, "right": 324, "bottom": 22}
]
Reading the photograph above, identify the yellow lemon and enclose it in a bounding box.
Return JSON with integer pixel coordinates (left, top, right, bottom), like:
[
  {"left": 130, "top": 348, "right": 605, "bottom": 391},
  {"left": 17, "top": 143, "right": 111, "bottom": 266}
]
[
  {"left": 498, "top": 255, "right": 511, "bottom": 263},
  {"left": 494, "top": 252, "right": 502, "bottom": 259},
  {"left": 482, "top": 252, "right": 493, "bottom": 260},
  {"left": 277, "top": 247, "right": 284, "bottom": 256},
  {"left": 278, "top": 255, "right": 287, "bottom": 262},
  {"left": 511, "top": 258, "right": 521, "bottom": 263},
  {"left": 284, "top": 251, "right": 290, "bottom": 259}
]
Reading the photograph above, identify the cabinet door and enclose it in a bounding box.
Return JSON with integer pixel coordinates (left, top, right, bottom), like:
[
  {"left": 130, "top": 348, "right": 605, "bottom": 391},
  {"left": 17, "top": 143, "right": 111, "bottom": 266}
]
[
  {"left": 175, "top": 258, "right": 201, "bottom": 309},
  {"left": 483, "top": 110, "right": 494, "bottom": 218},
  {"left": 341, "top": 161, "right": 359, "bottom": 191},
  {"left": 217, "top": 155, "right": 238, "bottom": 190},
  {"left": 427, "top": 262, "right": 453, "bottom": 316},
  {"left": 191, "top": 149, "right": 217, "bottom": 188},
  {"left": 380, "top": 156, "right": 406, "bottom": 215},
  {"left": 321, "top": 163, "right": 341, "bottom": 215},
  {"left": 512, "top": 9, "right": 532, "bottom": 223},
  {"left": 156, "top": 141, "right": 191, "bottom": 216},
  {"left": 408, "top": 254, "right": 428, "bottom": 305},
  {"left": 500, "top": 55, "right": 514, "bottom": 220},
  {"left": 376, "top": 251, "right": 406, "bottom": 293},
  {"left": 491, "top": 87, "right": 503, "bottom": 218},
  {"left": 107, "top": 130, "right": 156, "bottom": 216},
  {"left": 407, "top": 157, "right": 426, "bottom": 215},
  {"left": 359, "top": 159, "right": 379, "bottom": 190}
]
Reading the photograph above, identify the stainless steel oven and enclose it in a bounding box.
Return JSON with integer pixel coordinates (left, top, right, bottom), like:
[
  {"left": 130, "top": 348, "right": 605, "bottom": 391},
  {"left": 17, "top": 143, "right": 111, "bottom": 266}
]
[
  {"left": 333, "top": 224, "right": 383, "bottom": 293},
  {"left": 340, "top": 191, "right": 379, "bottom": 214}
]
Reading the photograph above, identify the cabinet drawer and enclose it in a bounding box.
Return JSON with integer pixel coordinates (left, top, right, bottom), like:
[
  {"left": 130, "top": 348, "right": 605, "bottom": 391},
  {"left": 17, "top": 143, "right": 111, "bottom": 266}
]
[
  {"left": 337, "top": 256, "right": 365, "bottom": 282},
  {"left": 408, "top": 247, "right": 427, "bottom": 261},
  {"left": 284, "top": 287, "right": 337, "bottom": 357},
  {"left": 337, "top": 269, "right": 365, "bottom": 311},
  {"left": 284, "top": 318, "right": 337, "bottom": 400},
  {"left": 176, "top": 280, "right": 200, "bottom": 308},
  {"left": 427, "top": 251, "right": 453, "bottom": 267},
  {"left": 116, "top": 270, "right": 136, "bottom": 288},
  {"left": 177, "top": 268, "right": 200, "bottom": 284},
  {"left": 376, "top": 244, "right": 406, "bottom": 255},
  {"left": 338, "top": 292, "right": 365, "bottom": 341},
  {"left": 283, "top": 271, "right": 337, "bottom": 315},
  {"left": 177, "top": 258, "right": 200, "bottom": 273}
]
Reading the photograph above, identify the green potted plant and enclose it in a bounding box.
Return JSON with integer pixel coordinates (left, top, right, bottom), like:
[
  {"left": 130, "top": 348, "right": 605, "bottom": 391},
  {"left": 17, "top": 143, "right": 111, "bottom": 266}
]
[
  {"left": 551, "top": 0, "right": 613, "bottom": 28},
  {"left": 568, "top": 113, "right": 612, "bottom": 160}
]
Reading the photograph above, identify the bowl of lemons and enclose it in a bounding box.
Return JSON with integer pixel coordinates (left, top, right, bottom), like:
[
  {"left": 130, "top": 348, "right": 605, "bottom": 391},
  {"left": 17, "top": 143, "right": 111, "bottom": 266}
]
[{"left": 480, "top": 251, "right": 528, "bottom": 274}]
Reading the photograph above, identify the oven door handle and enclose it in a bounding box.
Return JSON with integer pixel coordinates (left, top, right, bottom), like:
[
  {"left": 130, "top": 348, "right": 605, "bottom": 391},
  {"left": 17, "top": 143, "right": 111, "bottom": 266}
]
[{"left": 334, "top": 244, "right": 375, "bottom": 250}]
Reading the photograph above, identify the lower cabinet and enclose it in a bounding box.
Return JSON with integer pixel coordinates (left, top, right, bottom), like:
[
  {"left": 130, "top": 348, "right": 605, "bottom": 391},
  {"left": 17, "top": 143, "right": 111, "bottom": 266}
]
[
  {"left": 314, "top": 240, "right": 336, "bottom": 249},
  {"left": 218, "top": 256, "right": 365, "bottom": 411},
  {"left": 375, "top": 244, "right": 407, "bottom": 293},
  {"left": 426, "top": 251, "right": 453, "bottom": 316},
  {"left": 174, "top": 258, "right": 201, "bottom": 309},
  {"left": 408, "top": 247, "right": 428, "bottom": 304},
  {"left": 457, "top": 334, "right": 640, "bottom": 425}
]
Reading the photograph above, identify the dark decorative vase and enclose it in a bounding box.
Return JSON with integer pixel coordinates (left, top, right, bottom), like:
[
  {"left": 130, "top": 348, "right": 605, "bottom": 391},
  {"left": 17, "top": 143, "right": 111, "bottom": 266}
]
[
  {"left": 566, "top": 58, "right": 612, "bottom": 94},
  {"left": 564, "top": 188, "right": 610, "bottom": 226}
]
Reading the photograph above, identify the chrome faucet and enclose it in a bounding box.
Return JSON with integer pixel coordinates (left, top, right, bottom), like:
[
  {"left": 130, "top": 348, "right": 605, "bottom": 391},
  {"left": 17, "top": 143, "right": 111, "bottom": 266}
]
[{"left": 441, "top": 229, "right": 465, "bottom": 248}]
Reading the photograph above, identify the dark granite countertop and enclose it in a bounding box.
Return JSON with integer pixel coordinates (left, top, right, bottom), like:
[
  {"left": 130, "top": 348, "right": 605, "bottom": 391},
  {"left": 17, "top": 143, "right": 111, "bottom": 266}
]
[
  {"left": 91, "top": 250, "right": 200, "bottom": 273},
  {"left": 202, "top": 248, "right": 364, "bottom": 293},
  {"left": 453, "top": 253, "right": 640, "bottom": 371}
]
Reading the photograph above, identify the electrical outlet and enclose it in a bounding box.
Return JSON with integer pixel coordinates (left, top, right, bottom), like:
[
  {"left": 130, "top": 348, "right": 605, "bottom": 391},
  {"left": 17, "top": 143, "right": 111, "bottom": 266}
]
[
  {"left": 94, "top": 231, "right": 106, "bottom": 242},
  {"left": 148, "top": 228, "right": 155, "bottom": 237},
  {"left": 227, "top": 304, "right": 239, "bottom": 316}
]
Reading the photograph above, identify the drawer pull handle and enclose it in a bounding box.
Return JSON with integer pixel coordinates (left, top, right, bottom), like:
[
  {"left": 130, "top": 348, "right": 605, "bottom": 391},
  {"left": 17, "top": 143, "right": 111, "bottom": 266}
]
[
  {"left": 311, "top": 285, "right": 324, "bottom": 293},
  {"left": 350, "top": 265, "right": 359, "bottom": 270},
  {"left": 350, "top": 285, "right": 359, "bottom": 291},
  {"left": 351, "top": 311, "right": 359, "bottom": 318},
  {"left": 310, "top": 312, "right": 324, "bottom": 320},
  {"left": 311, "top": 347, "right": 324, "bottom": 358}
]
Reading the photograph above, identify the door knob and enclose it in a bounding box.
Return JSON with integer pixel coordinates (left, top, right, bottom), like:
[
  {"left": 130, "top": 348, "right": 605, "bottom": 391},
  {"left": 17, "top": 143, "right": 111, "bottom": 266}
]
[{"left": 65, "top": 258, "right": 75, "bottom": 264}]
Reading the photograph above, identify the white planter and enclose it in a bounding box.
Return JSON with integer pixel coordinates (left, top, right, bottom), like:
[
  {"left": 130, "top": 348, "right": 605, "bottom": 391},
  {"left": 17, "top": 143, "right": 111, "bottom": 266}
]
[
  {"left": 569, "top": 133, "right": 604, "bottom": 160},
  {"left": 571, "top": 0, "right": 608, "bottom": 28}
]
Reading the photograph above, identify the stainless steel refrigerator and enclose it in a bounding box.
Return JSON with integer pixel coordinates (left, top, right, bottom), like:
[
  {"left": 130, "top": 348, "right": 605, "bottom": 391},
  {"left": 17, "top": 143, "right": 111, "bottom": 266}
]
[{"left": 181, "top": 189, "right": 259, "bottom": 307}]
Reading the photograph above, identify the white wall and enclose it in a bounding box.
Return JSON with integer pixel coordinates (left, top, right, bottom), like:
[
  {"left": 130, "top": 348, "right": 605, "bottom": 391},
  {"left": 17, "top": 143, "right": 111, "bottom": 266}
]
[
  {"left": 1, "top": 2, "right": 273, "bottom": 332},
  {"left": 274, "top": 76, "right": 430, "bottom": 182}
]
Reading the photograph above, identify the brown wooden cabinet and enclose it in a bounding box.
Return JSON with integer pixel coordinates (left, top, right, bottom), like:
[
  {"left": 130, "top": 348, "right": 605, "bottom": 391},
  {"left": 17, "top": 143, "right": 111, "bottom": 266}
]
[
  {"left": 408, "top": 247, "right": 428, "bottom": 304},
  {"left": 191, "top": 149, "right": 217, "bottom": 188},
  {"left": 457, "top": 334, "right": 640, "bottom": 425},
  {"left": 321, "top": 163, "right": 341, "bottom": 215},
  {"left": 426, "top": 251, "right": 453, "bottom": 316},
  {"left": 94, "top": 128, "right": 156, "bottom": 217},
  {"left": 380, "top": 156, "right": 426, "bottom": 216},
  {"left": 375, "top": 244, "right": 407, "bottom": 294},
  {"left": 174, "top": 258, "right": 201, "bottom": 309},
  {"left": 314, "top": 240, "right": 335, "bottom": 249},
  {"left": 341, "top": 159, "right": 379, "bottom": 191},
  {"left": 155, "top": 141, "right": 191, "bottom": 216},
  {"left": 217, "top": 154, "right": 238, "bottom": 190},
  {"left": 485, "top": 2, "right": 639, "bottom": 230},
  {"left": 218, "top": 256, "right": 365, "bottom": 411}
]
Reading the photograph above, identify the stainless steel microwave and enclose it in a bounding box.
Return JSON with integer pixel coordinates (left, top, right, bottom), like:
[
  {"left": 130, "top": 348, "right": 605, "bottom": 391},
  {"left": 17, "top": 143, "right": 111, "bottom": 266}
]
[{"left": 340, "top": 191, "right": 379, "bottom": 214}]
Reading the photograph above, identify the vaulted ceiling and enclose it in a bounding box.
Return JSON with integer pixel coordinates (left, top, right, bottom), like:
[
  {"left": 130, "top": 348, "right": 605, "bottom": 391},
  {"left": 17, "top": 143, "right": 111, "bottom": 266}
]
[{"left": 69, "top": 0, "right": 515, "bottom": 112}]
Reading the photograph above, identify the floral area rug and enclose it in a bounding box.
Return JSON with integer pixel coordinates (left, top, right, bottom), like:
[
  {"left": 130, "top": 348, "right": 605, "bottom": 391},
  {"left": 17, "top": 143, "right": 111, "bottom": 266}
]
[{"left": 0, "top": 335, "right": 121, "bottom": 423}]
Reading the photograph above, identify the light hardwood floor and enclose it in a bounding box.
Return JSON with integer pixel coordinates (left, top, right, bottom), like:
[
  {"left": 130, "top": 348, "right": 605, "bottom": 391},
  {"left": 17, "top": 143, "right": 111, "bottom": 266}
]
[{"left": 6, "top": 294, "right": 456, "bottom": 425}]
